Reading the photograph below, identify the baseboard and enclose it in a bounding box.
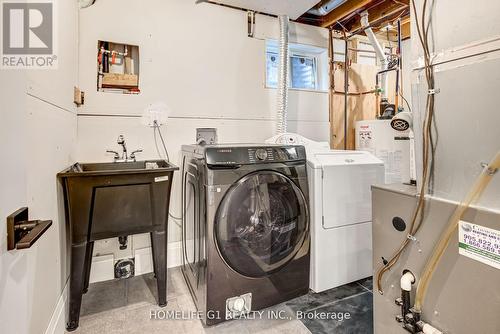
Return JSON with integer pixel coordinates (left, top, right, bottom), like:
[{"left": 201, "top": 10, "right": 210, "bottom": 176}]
[{"left": 44, "top": 280, "right": 68, "bottom": 334}]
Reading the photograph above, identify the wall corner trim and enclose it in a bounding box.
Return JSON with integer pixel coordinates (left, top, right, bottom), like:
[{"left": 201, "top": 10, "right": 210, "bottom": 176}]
[{"left": 44, "top": 279, "right": 69, "bottom": 334}]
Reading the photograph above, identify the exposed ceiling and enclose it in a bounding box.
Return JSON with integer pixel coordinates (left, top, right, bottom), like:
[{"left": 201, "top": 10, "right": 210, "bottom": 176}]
[
  {"left": 210, "top": 0, "right": 321, "bottom": 20},
  {"left": 200, "top": 0, "right": 410, "bottom": 39},
  {"left": 298, "top": 0, "right": 410, "bottom": 38}
]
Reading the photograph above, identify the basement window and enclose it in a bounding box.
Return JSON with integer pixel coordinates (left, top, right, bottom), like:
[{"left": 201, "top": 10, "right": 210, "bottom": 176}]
[{"left": 266, "top": 41, "right": 327, "bottom": 91}]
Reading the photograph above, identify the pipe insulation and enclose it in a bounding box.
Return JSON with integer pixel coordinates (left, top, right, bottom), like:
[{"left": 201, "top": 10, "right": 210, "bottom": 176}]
[
  {"left": 276, "top": 15, "right": 290, "bottom": 135},
  {"left": 360, "top": 11, "right": 389, "bottom": 100}
]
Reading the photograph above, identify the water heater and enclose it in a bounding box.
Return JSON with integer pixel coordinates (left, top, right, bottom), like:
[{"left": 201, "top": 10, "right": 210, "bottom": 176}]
[{"left": 355, "top": 120, "right": 411, "bottom": 184}]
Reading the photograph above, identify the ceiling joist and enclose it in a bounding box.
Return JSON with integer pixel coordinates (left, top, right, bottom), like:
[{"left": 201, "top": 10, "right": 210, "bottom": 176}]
[{"left": 309, "top": 0, "right": 410, "bottom": 40}]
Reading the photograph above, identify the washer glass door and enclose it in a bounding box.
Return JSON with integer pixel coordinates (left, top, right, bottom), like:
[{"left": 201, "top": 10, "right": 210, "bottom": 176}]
[{"left": 215, "top": 170, "right": 308, "bottom": 278}]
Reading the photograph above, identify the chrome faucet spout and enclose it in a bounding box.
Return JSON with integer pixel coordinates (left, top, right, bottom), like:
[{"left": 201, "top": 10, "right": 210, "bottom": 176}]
[
  {"left": 117, "top": 135, "right": 128, "bottom": 160},
  {"left": 107, "top": 135, "right": 142, "bottom": 162}
]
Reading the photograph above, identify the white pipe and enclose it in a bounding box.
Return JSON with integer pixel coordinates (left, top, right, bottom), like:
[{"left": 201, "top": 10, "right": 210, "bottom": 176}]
[
  {"left": 79, "top": 0, "right": 96, "bottom": 9},
  {"left": 276, "top": 15, "right": 290, "bottom": 135},
  {"left": 422, "top": 323, "right": 443, "bottom": 334},
  {"left": 360, "top": 11, "right": 389, "bottom": 100},
  {"left": 400, "top": 271, "right": 415, "bottom": 292}
]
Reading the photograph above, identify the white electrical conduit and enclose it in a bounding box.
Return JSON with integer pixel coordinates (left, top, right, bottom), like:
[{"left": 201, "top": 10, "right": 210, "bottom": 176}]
[
  {"left": 276, "top": 15, "right": 290, "bottom": 135},
  {"left": 360, "top": 11, "right": 389, "bottom": 101},
  {"left": 414, "top": 151, "right": 500, "bottom": 312},
  {"left": 421, "top": 323, "right": 443, "bottom": 334}
]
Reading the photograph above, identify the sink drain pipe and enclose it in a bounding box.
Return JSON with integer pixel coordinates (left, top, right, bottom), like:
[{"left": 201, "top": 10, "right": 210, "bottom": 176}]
[{"left": 276, "top": 15, "right": 290, "bottom": 135}]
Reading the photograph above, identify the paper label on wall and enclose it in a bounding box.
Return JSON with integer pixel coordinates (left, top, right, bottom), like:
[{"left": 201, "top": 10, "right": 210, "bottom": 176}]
[
  {"left": 458, "top": 221, "right": 500, "bottom": 270},
  {"left": 357, "top": 130, "right": 375, "bottom": 155}
]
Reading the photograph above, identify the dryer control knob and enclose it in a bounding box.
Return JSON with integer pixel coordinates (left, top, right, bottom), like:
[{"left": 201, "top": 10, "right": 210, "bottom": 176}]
[{"left": 255, "top": 149, "right": 268, "bottom": 161}]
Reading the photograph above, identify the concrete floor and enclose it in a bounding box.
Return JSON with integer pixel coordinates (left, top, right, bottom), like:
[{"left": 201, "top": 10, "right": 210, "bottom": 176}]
[{"left": 70, "top": 267, "right": 373, "bottom": 334}]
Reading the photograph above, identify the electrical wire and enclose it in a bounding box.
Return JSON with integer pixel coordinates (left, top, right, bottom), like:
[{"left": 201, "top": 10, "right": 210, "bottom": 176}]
[
  {"left": 375, "top": 0, "right": 436, "bottom": 295},
  {"left": 399, "top": 92, "right": 412, "bottom": 113}
]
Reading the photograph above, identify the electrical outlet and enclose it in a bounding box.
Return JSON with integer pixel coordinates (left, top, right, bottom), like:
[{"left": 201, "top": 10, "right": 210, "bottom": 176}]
[{"left": 142, "top": 102, "right": 169, "bottom": 127}]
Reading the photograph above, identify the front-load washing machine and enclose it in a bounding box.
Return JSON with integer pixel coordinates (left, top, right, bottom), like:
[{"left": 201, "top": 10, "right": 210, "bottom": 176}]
[{"left": 181, "top": 144, "right": 310, "bottom": 325}]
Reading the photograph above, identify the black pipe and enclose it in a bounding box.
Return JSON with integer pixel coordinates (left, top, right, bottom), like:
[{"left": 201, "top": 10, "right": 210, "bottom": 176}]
[
  {"left": 377, "top": 67, "right": 399, "bottom": 75},
  {"left": 401, "top": 289, "right": 411, "bottom": 320},
  {"left": 119, "top": 235, "right": 128, "bottom": 250},
  {"left": 396, "top": 19, "right": 402, "bottom": 110}
]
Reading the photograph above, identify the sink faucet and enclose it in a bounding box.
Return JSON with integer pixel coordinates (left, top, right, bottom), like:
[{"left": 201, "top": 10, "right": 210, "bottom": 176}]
[
  {"left": 106, "top": 135, "right": 142, "bottom": 162},
  {"left": 117, "top": 135, "right": 128, "bottom": 161}
]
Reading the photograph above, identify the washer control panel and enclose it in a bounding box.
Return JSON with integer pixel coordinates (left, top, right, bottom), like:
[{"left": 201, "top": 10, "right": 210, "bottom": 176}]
[{"left": 205, "top": 145, "right": 306, "bottom": 166}]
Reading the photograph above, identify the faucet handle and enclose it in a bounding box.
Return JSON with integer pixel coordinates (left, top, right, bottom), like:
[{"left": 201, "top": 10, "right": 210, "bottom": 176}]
[
  {"left": 117, "top": 135, "right": 125, "bottom": 144},
  {"left": 130, "top": 149, "right": 143, "bottom": 161},
  {"left": 106, "top": 150, "right": 120, "bottom": 161}
]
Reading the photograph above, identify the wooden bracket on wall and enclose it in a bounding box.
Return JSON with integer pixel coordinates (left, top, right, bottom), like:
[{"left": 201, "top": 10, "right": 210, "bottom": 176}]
[
  {"left": 7, "top": 207, "right": 52, "bottom": 251},
  {"left": 247, "top": 11, "right": 256, "bottom": 37},
  {"left": 74, "top": 86, "right": 85, "bottom": 106}
]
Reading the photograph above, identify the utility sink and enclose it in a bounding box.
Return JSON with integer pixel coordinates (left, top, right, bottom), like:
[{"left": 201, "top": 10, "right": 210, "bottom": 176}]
[
  {"left": 58, "top": 160, "right": 178, "bottom": 331},
  {"left": 66, "top": 159, "right": 176, "bottom": 174}
]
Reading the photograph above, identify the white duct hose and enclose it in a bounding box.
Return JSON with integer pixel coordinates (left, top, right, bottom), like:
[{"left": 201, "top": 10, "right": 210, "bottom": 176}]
[
  {"left": 276, "top": 15, "right": 290, "bottom": 135},
  {"left": 360, "top": 11, "right": 388, "bottom": 100}
]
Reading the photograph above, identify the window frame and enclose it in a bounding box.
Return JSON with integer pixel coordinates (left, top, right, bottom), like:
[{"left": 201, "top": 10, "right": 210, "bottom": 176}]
[
  {"left": 265, "top": 41, "right": 328, "bottom": 93},
  {"left": 289, "top": 53, "right": 318, "bottom": 90}
]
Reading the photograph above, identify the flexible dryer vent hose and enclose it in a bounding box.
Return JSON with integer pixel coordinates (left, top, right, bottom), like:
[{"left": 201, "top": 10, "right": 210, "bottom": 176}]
[
  {"left": 276, "top": 15, "right": 290, "bottom": 135},
  {"left": 414, "top": 151, "right": 500, "bottom": 312}
]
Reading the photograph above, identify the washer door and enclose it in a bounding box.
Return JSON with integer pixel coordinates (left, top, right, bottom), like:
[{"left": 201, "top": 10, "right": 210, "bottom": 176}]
[{"left": 215, "top": 170, "right": 308, "bottom": 278}]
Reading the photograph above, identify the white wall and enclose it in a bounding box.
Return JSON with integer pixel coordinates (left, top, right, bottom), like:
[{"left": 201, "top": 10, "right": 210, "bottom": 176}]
[
  {"left": 0, "top": 1, "right": 79, "bottom": 333},
  {"left": 411, "top": 0, "right": 500, "bottom": 209},
  {"left": 77, "top": 0, "right": 330, "bottom": 266}
]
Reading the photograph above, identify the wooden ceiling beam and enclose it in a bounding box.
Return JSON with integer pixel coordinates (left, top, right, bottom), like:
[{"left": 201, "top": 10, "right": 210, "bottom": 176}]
[
  {"left": 320, "top": 0, "right": 373, "bottom": 28},
  {"left": 400, "top": 17, "right": 411, "bottom": 39}
]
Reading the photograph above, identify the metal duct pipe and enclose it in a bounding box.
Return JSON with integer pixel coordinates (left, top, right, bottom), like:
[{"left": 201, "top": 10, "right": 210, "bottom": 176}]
[
  {"left": 276, "top": 15, "right": 290, "bottom": 135},
  {"left": 308, "top": 0, "right": 347, "bottom": 16}
]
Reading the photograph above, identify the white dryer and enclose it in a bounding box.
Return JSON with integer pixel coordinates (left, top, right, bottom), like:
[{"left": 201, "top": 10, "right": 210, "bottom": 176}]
[
  {"left": 266, "top": 133, "right": 384, "bottom": 292},
  {"left": 307, "top": 150, "right": 384, "bottom": 292}
]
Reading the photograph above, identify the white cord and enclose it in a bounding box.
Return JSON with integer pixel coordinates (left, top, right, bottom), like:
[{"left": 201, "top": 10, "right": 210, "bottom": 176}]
[{"left": 151, "top": 121, "right": 180, "bottom": 227}]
